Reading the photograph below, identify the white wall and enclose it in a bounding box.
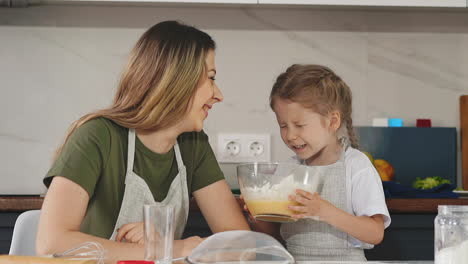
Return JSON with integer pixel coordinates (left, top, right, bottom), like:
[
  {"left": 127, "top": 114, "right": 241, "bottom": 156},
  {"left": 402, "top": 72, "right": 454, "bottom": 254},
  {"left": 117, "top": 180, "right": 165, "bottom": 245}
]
[{"left": 1, "top": 4, "right": 468, "bottom": 194}]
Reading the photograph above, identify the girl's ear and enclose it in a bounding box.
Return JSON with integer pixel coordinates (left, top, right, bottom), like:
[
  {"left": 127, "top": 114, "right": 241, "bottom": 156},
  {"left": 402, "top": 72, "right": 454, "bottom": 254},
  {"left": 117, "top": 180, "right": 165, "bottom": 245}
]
[{"left": 328, "top": 110, "right": 341, "bottom": 132}]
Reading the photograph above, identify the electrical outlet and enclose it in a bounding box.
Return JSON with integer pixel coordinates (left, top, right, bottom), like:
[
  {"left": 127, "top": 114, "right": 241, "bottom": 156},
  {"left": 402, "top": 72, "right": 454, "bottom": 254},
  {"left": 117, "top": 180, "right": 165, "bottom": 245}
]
[
  {"left": 225, "top": 140, "right": 241, "bottom": 156},
  {"left": 249, "top": 141, "right": 264, "bottom": 156},
  {"left": 217, "top": 133, "right": 270, "bottom": 163}
]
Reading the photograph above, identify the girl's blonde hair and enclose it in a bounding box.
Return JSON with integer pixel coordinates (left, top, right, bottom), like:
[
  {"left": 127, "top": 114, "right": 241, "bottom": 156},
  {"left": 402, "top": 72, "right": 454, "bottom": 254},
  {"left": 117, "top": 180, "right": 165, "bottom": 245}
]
[
  {"left": 54, "top": 20, "right": 216, "bottom": 160},
  {"left": 270, "top": 64, "right": 358, "bottom": 149}
]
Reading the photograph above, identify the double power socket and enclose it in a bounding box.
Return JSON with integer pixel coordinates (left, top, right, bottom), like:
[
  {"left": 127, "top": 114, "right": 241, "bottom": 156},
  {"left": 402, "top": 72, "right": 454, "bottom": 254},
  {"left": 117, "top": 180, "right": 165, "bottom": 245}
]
[{"left": 216, "top": 133, "right": 271, "bottom": 163}]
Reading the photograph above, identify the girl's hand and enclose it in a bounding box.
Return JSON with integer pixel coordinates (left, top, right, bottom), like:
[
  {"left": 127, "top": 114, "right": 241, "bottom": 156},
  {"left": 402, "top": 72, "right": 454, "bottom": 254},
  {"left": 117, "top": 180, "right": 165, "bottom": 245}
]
[
  {"left": 288, "top": 189, "right": 336, "bottom": 221},
  {"left": 116, "top": 222, "right": 144, "bottom": 244}
]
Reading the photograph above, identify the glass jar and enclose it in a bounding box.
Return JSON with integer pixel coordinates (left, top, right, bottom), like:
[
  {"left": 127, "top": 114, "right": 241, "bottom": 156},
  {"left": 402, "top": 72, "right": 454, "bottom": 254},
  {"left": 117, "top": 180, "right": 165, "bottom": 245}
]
[{"left": 434, "top": 205, "right": 468, "bottom": 264}]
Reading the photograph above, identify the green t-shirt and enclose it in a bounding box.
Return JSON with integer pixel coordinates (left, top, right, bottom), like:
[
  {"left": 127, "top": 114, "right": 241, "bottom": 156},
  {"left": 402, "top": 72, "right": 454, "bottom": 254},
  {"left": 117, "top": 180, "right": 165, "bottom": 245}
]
[{"left": 44, "top": 117, "right": 224, "bottom": 238}]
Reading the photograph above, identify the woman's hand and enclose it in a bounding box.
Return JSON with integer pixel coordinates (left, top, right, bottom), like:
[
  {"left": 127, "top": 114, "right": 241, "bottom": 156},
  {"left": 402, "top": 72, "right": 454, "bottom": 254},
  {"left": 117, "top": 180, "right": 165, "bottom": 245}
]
[
  {"left": 288, "top": 189, "right": 336, "bottom": 221},
  {"left": 239, "top": 195, "right": 283, "bottom": 243},
  {"left": 116, "top": 222, "right": 144, "bottom": 244},
  {"left": 239, "top": 194, "right": 256, "bottom": 224}
]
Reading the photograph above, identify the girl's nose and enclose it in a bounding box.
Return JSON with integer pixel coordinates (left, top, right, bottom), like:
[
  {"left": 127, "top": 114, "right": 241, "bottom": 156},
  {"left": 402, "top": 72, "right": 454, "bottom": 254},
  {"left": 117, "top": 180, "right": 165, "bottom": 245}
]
[{"left": 286, "top": 129, "right": 298, "bottom": 141}]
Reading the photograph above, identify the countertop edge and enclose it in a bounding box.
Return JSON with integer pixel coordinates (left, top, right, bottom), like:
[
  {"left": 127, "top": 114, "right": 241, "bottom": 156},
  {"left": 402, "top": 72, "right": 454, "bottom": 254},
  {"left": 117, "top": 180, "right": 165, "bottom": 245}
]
[{"left": 1, "top": 196, "right": 468, "bottom": 213}]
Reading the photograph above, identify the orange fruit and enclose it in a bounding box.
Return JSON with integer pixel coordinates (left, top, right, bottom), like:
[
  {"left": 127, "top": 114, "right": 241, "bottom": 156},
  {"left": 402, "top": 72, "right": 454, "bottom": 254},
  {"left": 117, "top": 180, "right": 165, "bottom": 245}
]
[{"left": 374, "top": 159, "right": 394, "bottom": 181}]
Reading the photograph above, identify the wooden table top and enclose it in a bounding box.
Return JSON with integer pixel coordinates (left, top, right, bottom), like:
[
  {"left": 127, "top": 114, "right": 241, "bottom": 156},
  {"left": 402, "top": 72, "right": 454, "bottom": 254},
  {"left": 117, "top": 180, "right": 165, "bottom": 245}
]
[{"left": 1, "top": 195, "right": 468, "bottom": 213}]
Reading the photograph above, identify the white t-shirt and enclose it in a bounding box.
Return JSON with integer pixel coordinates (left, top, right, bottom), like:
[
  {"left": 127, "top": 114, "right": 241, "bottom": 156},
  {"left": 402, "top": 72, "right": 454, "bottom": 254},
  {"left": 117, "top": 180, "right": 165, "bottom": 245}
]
[{"left": 290, "top": 147, "right": 391, "bottom": 248}]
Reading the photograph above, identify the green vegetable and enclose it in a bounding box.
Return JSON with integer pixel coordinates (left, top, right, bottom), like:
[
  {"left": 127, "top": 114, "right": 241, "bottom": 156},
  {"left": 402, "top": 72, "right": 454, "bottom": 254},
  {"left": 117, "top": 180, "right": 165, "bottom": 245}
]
[{"left": 412, "top": 176, "right": 451, "bottom": 190}]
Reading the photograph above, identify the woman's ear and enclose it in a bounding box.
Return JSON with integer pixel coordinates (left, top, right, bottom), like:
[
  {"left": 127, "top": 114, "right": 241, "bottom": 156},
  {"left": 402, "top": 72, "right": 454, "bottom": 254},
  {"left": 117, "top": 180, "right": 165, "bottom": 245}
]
[{"left": 328, "top": 110, "right": 341, "bottom": 132}]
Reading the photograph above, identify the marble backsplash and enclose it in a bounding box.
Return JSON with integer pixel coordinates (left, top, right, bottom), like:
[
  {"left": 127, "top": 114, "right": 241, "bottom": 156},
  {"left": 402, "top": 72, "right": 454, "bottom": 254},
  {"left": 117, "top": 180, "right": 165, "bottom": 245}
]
[{"left": 1, "top": 4, "right": 468, "bottom": 193}]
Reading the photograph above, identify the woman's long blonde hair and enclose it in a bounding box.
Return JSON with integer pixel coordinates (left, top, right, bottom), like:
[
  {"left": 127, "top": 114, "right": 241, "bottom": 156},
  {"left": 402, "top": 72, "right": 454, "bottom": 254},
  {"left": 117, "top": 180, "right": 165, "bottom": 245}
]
[
  {"left": 270, "top": 64, "right": 358, "bottom": 149},
  {"left": 54, "top": 21, "right": 216, "bottom": 159}
]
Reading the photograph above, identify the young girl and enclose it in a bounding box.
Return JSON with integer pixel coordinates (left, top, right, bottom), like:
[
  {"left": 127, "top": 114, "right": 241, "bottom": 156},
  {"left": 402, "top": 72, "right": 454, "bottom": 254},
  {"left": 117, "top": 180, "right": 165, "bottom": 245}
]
[{"left": 250, "top": 64, "right": 390, "bottom": 261}]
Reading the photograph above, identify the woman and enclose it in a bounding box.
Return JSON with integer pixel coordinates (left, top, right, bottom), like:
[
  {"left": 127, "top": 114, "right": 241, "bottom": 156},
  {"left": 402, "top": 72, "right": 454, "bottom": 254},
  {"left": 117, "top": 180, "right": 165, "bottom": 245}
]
[{"left": 36, "top": 20, "right": 250, "bottom": 263}]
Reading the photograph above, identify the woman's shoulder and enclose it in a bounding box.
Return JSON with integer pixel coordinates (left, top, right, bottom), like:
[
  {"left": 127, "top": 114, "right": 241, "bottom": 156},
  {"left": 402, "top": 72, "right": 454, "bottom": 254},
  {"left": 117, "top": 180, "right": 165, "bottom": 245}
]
[
  {"left": 177, "top": 131, "right": 218, "bottom": 175},
  {"left": 74, "top": 117, "right": 126, "bottom": 139},
  {"left": 67, "top": 117, "right": 127, "bottom": 153},
  {"left": 177, "top": 130, "right": 214, "bottom": 163}
]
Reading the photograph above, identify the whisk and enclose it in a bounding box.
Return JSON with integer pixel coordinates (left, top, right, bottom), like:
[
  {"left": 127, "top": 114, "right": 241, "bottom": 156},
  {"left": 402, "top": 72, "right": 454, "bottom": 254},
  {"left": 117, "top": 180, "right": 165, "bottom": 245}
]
[{"left": 51, "top": 242, "right": 106, "bottom": 264}]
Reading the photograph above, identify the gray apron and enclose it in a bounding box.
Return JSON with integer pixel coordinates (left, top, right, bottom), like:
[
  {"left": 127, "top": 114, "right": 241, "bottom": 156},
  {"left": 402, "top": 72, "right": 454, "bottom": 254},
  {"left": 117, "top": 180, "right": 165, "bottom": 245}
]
[
  {"left": 109, "top": 129, "right": 189, "bottom": 241},
  {"left": 280, "top": 150, "right": 366, "bottom": 261}
]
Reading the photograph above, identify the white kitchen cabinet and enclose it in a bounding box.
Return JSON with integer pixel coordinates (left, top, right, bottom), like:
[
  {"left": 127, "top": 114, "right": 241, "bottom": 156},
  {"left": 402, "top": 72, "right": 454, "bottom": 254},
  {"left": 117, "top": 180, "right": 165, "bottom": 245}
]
[{"left": 258, "top": 0, "right": 466, "bottom": 8}]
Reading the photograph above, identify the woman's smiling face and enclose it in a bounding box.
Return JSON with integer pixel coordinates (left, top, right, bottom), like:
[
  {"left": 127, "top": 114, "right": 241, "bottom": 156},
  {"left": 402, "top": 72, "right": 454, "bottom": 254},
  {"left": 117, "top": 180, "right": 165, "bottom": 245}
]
[{"left": 186, "top": 50, "right": 224, "bottom": 132}]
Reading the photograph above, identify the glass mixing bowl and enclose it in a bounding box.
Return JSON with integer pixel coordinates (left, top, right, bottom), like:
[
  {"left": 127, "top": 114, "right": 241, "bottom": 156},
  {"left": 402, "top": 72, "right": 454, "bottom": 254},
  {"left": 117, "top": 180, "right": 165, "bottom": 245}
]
[{"left": 237, "top": 162, "right": 320, "bottom": 223}]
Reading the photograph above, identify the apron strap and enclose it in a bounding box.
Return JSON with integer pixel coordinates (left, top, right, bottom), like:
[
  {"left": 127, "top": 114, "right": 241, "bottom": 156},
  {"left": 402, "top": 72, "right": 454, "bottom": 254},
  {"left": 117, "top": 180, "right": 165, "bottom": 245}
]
[
  {"left": 127, "top": 129, "right": 136, "bottom": 174},
  {"left": 174, "top": 141, "right": 183, "bottom": 168}
]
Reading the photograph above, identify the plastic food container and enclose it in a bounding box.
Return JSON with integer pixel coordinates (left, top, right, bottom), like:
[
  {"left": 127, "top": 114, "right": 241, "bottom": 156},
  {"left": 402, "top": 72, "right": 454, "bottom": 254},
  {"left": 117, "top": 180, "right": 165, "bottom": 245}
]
[
  {"left": 435, "top": 205, "right": 468, "bottom": 264},
  {"left": 186, "top": 230, "right": 294, "bottom": 264}
]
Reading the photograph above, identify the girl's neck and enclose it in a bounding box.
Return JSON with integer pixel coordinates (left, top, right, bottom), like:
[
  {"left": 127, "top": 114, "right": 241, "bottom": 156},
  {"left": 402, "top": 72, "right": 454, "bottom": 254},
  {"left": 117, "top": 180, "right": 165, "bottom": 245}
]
[
  {"left": 306, "top": 141, "right": 343, "bottom": 166},
  {"left": 135, "top": 125, "right": 183, "bottom": 154}
]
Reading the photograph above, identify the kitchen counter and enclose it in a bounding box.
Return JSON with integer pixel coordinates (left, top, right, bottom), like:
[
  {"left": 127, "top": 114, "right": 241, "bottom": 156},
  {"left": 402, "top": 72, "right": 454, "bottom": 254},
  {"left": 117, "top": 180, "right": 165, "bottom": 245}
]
[
  {"left": 0, "top": 196, "right": 444, "bottom": 260},
  {"left": 385, "top": 198, "right": 468, "bottom": 213},
  {"left": 0, "top": 196, "right": 43, "bottom": 211},
  {"left": 281, "top": 262, "right": 432, "bottom": 264},
  {"left": 0, "top": 259, "right": 435, "bottom": 264},
  {"left": 246, "top": 262, "right": 432, "bottom": 264},
  {"left": 1, "top": 195, "right": 468, "bottom": 213}
]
